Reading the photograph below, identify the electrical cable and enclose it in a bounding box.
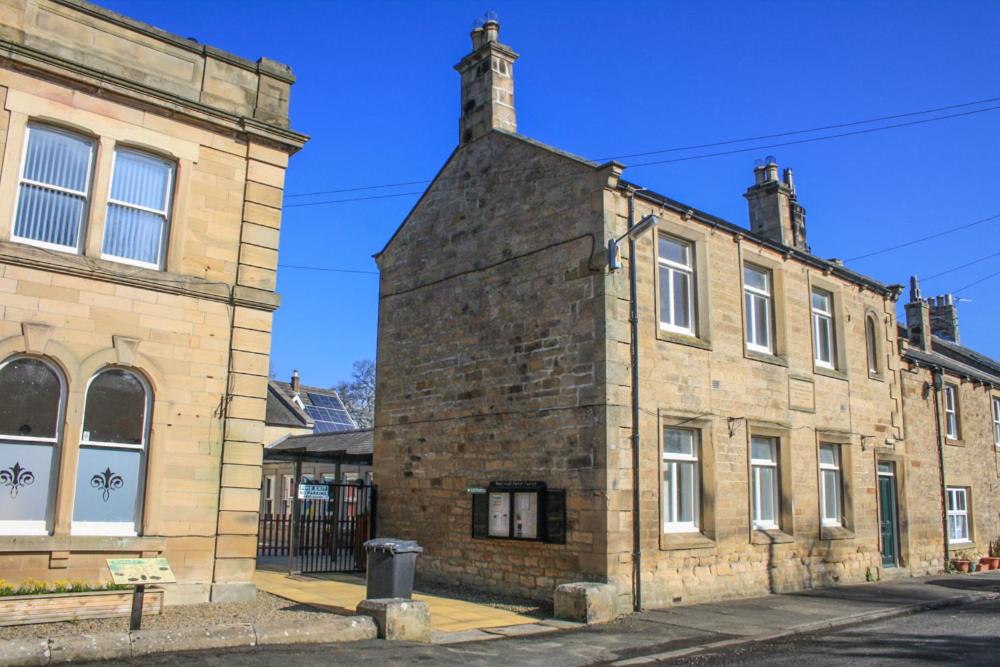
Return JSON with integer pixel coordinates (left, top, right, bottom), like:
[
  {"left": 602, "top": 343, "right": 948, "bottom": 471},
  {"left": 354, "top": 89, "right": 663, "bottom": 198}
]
[
  {"left": 922, "top": 250, "right": 1000, "bottom": 282},
  {"left": 847, "top": 213, "right": 1000, "bottom": 261},
  {"left": 953, "top": 268, "right": 1000, "bottom": 295}
]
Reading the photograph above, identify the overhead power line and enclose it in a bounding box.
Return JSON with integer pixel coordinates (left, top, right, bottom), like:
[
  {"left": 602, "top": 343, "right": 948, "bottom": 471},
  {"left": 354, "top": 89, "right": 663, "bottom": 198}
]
[
  {"left": 277, "top": 264, "right": 378, "bottom": 275},
  {"left": 847, "top": 212, "right": 1000, "bottom": 261},
  {"left": 953, "top": 268, "right": 1000, "bottom": 295},
  {"left": 922, "top": 249, "right": 1000, "bottom": 282},
  {"left": 282, "top": 95, "right": 1000, "bottom": 205}
]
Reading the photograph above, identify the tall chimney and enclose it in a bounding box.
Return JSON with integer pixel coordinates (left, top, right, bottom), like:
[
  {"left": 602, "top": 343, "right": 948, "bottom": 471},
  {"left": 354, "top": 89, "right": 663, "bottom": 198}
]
[
  {"left": 743, "top": 158, "right": 809, "bottom": 252},
  {"left": 291, "top": 369, "right": 301, "bottom": 394},
  {"left": 904, "top": 276, "right": 932, "bottom": 351},
  {"left": 928, "top": 294, "right": 960, "bottom": 343},
  {"left": 454, "top": 15, "right": 519, "bottom": 145}
]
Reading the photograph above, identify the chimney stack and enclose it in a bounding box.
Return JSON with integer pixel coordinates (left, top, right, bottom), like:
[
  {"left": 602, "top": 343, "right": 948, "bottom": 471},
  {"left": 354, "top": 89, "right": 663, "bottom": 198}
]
[
  {"left": 454, "top": 14, "right": 519, "bottom": 144},
  {"left": 744, "top": 157, "right": 809, "bottom": 252},
  {"left": 904, "top": 276, "right": 932, "bottom": 351},
  {"left": 291, "top": 369, "right": 300, "bottom": 394},
  {"left": 928, "top": 294, "right": 960, "bottom": 344}
]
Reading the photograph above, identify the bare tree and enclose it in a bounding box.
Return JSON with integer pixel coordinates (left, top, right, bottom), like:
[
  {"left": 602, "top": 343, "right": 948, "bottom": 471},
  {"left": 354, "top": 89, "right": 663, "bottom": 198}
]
[{"left": 334, "top": 359, "right": 375, "bottom": 428}]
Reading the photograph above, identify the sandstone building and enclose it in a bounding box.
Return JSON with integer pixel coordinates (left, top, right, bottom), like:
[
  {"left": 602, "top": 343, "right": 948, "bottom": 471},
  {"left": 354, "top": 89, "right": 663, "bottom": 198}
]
[
  {"left": 374, "top": 19, "right": 998, "bottom": 608},
  {"left": 0, "top": 0, "right": 305, "bottom": 603}
]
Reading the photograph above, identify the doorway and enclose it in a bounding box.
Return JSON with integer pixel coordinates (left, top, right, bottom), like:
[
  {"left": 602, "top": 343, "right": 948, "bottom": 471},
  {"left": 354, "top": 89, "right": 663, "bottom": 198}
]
[{"left": 877, "top": 461, "right": 900, "bottom": 567}]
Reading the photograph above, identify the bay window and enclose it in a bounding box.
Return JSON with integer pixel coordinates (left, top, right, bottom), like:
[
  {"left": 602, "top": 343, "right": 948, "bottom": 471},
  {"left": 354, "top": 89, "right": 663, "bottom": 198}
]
[
  {"left": 819, "top": 444, "right": 842, "bottom": 527},
  {"left": 658, "top": 235, "right": 695, "bottom": 335},
  {"left": 744, "top": 264, "right": 773, "bottom": 354},
  {"left": 72, "top": 369, "right": 151, "bottom": 536},
  {"left": 946, "top": 487, "right": 970, "bottom": 543},
  {"left": 750, "top": 436, "right": 780, "bottom": 530},
  {"left": 811, "top": 288, "right": 836, "bottom": 369},
  {"left": 0, "top": 356, "right": 64, "bottom": 535},
  {"left": 102, "top": 148, "right": 175, "bottom": 269},
  {"left": 12, "top": 125, "right": 95, "bottom": 253},
  {"left": 662, "top": 428, "right": 699, "bottom": 533}
]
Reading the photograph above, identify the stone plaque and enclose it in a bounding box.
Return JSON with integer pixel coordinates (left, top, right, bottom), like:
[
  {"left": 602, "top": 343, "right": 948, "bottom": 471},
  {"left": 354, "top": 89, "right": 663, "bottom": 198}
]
[
  {"left": 107, "top": 558, "right": 176, "bottom": 585},
  {"left": 788, "top": 376, "right": 816, "bottom": 413}
]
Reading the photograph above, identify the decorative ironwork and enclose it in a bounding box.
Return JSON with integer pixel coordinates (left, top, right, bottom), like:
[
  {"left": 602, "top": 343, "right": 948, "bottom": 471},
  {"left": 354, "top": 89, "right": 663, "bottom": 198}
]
[
  {"left": 0, "top": 463, "right": 34, "bottom": 498},
  {"left": 91, "top": 467, "right": 124, "bottom": 502}
]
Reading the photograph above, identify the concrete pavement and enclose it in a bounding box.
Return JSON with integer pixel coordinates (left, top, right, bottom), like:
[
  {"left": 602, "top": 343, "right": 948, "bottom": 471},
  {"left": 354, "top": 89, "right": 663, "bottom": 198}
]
[{"left": 90, "top": 571, "right": 1000, "bottom": 666}]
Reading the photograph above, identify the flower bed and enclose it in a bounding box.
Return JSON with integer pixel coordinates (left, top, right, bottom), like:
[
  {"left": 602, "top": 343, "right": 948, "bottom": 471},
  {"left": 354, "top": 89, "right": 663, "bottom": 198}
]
[{"left": 0, "top": 579, "right": 161, "bottom": 627}]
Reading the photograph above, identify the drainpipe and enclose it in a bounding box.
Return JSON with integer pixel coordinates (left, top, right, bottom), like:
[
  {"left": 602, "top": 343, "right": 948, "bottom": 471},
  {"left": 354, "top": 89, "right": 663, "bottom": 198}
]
[
  {"left": 626, "top": 189, "right": 643, "bottom": 612},
  {"left": 931, "top": 369, "right": 951, "bottom": 566}
]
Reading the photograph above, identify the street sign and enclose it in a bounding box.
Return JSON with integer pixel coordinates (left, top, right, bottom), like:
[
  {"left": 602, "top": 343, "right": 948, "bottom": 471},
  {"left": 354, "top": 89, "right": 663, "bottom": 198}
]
[
  {"left": 106, "top": 558, "right": 176, "bottom": 585},
  {"left": 298, "top": 483, "right": 329, "bottom": 500}
]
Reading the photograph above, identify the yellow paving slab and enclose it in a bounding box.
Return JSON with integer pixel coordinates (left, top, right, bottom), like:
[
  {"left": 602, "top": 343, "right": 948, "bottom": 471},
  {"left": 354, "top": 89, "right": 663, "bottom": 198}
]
[{"left": 253, "top": 569, "right": 538, "bottom": 633}]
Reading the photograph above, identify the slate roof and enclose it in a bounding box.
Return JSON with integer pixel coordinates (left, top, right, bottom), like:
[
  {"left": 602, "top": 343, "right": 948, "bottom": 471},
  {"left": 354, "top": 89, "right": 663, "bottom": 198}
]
[
  {"left": 265, "top": 380, "right": 356, "bottom": 432},
  {"left": 265, "top": 429, "right": 373, "bottom": 463},
  {"left": 904, "top": 335, "right": 1000, "bottom": 387}
]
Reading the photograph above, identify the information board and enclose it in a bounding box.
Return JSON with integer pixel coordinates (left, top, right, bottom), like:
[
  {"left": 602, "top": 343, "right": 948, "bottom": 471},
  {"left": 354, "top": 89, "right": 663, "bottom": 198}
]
[{"left": 106, "top": 558, "right": 176, "bottom": 585}]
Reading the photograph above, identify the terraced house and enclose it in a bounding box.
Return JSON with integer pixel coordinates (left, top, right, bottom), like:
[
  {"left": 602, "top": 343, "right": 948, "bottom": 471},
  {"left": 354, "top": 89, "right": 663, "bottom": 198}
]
[
  {"left": 0, "top": 0, "right": 305, "bottom": 604},
  {"left": 374, "top": 19, "right": 998, "bottom": 610}
]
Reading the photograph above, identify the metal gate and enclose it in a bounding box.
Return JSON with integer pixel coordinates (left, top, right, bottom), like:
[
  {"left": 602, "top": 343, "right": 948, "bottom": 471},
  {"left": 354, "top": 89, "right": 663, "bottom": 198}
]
[{"left": 258, "top": 482, "right": 376, "bottom": 573}]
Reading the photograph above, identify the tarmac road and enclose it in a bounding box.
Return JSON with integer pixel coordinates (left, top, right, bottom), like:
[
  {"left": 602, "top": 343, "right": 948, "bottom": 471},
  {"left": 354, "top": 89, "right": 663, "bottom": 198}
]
[{"left": 673, "top": 597, "right": 1000, "bottom": 666}]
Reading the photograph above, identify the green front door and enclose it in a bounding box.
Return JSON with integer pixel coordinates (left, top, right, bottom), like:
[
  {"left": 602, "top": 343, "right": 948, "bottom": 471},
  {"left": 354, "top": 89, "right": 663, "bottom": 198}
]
[{"left": 878, "top": 462, "right": 899, "bottom": 567}]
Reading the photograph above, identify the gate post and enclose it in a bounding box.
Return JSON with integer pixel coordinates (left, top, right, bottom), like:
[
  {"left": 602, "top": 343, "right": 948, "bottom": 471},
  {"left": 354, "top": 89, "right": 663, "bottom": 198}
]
[{"left": 288, "top": 458, "right": 303, "bottom": 575}]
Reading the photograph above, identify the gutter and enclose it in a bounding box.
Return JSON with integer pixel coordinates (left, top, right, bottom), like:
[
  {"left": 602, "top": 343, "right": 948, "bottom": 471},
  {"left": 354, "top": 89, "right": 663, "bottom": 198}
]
[
  {"left": 626, "top": 187, "right": 643, "bottom": 612},
  {"left": 931, "top": 369, "right": 951, "bottom": 564}
]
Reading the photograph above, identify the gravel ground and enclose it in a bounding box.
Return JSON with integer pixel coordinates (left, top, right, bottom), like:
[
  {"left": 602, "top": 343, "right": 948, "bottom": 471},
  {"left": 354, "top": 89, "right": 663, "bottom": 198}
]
[{"left": 0, "top": 591, "right": 337, "bottom": 640}]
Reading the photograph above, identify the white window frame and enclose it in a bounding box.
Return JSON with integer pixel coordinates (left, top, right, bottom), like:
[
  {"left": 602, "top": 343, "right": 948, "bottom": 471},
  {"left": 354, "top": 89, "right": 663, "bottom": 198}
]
[
  {"left": 811, "top": 288, "right": 836, "bottom": 369},
  {"left": 946, "top": 487, "right": 970, "bottom": 544},
  {"left": 263, "top": 476, "right": 275, "bottom": 515},
  {"left": 750, "top": 436, "right": 780, "bottom": 530},
  {"left": 818, "top": 444, "right": 842, "bottom": 527},
  {"left": 744, "top": 264, "right": 773, "bottom": 354},
  {"left": 662, "top": 428, "right": 700, "bottom": 533},
  {"left": 0, "top": 356, "right": 66, "bottom": 536},
  {"left": 993, "top": 397, "right": 1000, "bottom": 448},
  {"left": 657, "top": 235, "right": 696, "bottom": 336},
  {"left": 944, "top": 384, "right": 958, "bottom": 439},
  {"left": 71, "top": 369, "right": 152, "bottom": 537},
  {"left": 281, "top": 475, "right": 294, "bottom": 514},
  {"left": 101, "top": 147, "right": 175, "bottom": 270},
  {"left": 10, "top": 124, "right": 96, "bottom": 255}
]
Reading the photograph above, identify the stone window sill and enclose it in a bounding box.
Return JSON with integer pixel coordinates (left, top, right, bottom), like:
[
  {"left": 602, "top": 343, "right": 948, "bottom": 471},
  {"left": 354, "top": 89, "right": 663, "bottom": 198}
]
[
  {"left": 751, "top": 528, "right": 794, "bottom": 546},
  {"left": 656, "top": 329, "right": 712, "bottom": 351},
  {"left": 745, "top": 349, "right": 789, "bottom": 368},
  {"left": 868, "top": 371, "right": 885, "bottom": 382},
  {"left": 945, "top": 438, "right": 965, "bottom": 447},
  {"left": 660, "top": 531, "right": 715, "bottom": 551},
  {"left": 0, "top": 534, "right": 166, "bottom": 554},
  {"left": 820, "top": 525, "right": 856, "bottom": 541},
  {"left": 814, "top": 366, "right": 848, "bottom": 381},
  {"left": 948, "top": 541, "right": 976, "bottom": 552}
]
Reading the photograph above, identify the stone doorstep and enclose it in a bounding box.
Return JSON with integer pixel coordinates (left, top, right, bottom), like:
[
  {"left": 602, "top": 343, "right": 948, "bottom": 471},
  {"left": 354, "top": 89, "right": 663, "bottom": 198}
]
[{"left": 0, "top": 616, "right": 377, "bottom": 665}]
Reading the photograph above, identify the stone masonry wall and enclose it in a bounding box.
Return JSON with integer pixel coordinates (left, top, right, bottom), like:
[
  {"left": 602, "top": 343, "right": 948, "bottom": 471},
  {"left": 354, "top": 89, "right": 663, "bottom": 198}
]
[
  {"left": 603, "top": 188, "right": 906, "bottom": 609},
  {"left": 375, "top": 131, "right": 612, "bottom": 599}
]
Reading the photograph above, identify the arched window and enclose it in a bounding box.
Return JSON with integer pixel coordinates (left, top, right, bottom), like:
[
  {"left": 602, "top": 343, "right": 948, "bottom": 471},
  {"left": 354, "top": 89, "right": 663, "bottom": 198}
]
[
  {"left": 0, "top": 356, "right": 64, "bottom": 535},
  {"left": 866, "top": 315, "right": 881, "bottom": 376},
  {"left": 72, "top": 369, "right": 151, "bottom": 536}
]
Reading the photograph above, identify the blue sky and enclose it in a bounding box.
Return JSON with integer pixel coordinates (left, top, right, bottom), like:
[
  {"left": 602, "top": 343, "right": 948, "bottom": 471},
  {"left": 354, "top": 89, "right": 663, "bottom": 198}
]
[{"left": 104, "top": 1, "right": 1000, "bottom": 388}]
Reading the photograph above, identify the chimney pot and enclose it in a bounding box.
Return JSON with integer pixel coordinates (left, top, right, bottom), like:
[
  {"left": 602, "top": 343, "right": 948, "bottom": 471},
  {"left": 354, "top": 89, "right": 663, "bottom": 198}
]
[
  {"left": 291, "top": 369, "right": 300, "bottom": 394},
  {"left": 471, "top": 26, "right": 484, "bottom": 49},
  {"left": 483, "top": 18, "right": 499, "bottom": 43}
]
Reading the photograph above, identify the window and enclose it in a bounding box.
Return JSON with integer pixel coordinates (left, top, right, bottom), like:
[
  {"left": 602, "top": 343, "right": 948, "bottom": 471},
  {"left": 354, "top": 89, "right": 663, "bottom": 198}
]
[
  {"left": 12, "top": 125, "right": 95, "bottom": 253},
  {"left": 750, "top": 436, "right": 779, "bottom": 529},
  {"left": 819, "top": 444, "right": 842, "bottom": 527},
  {"left": 663, "top": 428, "right": 699, "bottom": 533},
  {"left": 281, "top": 475, "right": 294, "bottom": 514},
  {"left": 811, "top": 288, "right": 836, "bottom": 368},
  {"left": 944, "top": 384, "right": 958, "bottom": 439},
  {"left": 946, "top": 487, "right": 970, "bottom": 543},
  {"left": 102, "top": 148, "right": 175, "bottom": 269},
  {"left": 262, "top": 476, "right": 275, "bottom": 515},
  {"left": 866, "top": 315, "right": 880, "bottom": 375},
  {"left": 658, "top": 235, "right": 695, "bottom": 335},
  {"left": 993, "top": 397, "right": 1000, "bottom": 447},
  {"left": 72, "top": 369, "right": 151, "bottom": 536},
  {"left": 744, "top": 264, "right": 773, "bottom": 354},
  {"left": 0, "top": 357, "right": 64, "bottom": 535}
]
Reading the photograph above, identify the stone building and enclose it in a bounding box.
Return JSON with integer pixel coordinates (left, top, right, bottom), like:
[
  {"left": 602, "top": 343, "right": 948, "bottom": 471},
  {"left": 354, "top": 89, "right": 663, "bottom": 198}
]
[
  {"left": 898, "top": 281, "right": 1000, "bottom": 572},
  {"left": 0, "top": 0, "right": 305, "bottom": 604},
  {"left": 372, "top": 19, "right": 941, "bottom": 609}
]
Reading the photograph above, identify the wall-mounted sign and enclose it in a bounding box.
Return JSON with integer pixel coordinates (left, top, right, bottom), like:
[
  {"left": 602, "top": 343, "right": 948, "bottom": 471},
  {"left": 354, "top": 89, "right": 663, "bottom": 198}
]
[
  {"left": 489, "top": 481, "right": 546, "bottom": 491},
  {"left": 298, "top": 484, "right": 329, "bottom": 500},
  {"left": 466, "top": 487, "right": 487, "bottom": 494},
  {"left": 107, "top": 558, "right": 176, "bottom": 585}
]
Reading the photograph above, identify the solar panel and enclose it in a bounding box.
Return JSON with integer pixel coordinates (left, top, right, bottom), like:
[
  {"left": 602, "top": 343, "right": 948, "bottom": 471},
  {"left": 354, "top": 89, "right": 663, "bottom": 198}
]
[{"left": 304, "top": 392, "right": 356, "bottom": 433}]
